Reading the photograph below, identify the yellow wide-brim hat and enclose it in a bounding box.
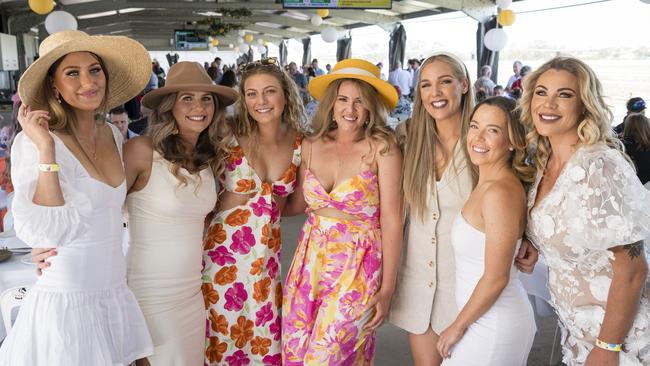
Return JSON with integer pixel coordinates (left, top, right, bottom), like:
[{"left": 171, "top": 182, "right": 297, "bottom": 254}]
[
  {"left": 308, "top": 58, "right": 398, "bottom": 110},
  {"left": 18, "top": 30, "right": 152, "bottom": 111}
]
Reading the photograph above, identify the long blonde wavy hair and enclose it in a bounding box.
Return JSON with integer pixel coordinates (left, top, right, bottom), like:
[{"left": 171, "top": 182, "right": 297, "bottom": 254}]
[
  {"left": 310, "top": 78, "right": 395, "bottom": 157},
  {"left": 147, "top": 92, "right": 225, "bottom": 186},
  {"left": 519, "top": 56, "right": 624, "bottom": 172},
  {"left": 402, "top": 52, "right": 475, "bottom": 221}
]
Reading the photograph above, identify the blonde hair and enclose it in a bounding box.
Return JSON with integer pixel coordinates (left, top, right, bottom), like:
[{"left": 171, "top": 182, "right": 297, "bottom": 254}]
[
  {"left": 402, "top": 52, "right": 475, "bottom": 220},
  {"left": 519, "top": 56, "right": 624, "bottom": 172},
  {"left": 147, "top": 92, "right": 225, "bottom": 186},
  {"left": 310, "top": 78, "right": 395, "bottom": 156},
  {"left": 469, "top": 97, "right": 534, "bottom": 184}
]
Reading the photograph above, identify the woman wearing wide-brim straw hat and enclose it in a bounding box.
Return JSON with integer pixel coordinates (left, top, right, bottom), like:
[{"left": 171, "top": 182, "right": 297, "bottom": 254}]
[
  {"left": 0, "top": 30, "right": 154, "bottom": 365},
  {"left": 282, "top": 58, "right": 403, "bottom": 365},
  {"left": 124, "top": 61, "right": 237, "bottom": 366}
]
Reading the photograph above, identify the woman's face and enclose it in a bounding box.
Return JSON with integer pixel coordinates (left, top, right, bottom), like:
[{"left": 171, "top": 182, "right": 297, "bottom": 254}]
[
  {"left": 332, "top": 80, "right": 369, "bottom": 136},
  {"left": 466, "top": 104, "right": 512, "bottom": 167},
  {"left": 419, "top": 60, "right": 468, "bottom": 124},
  {"left": 243, "top": 73, "right": 286, "bottom": 126},
  {"left": 530, "top": 69, "right": 584, "bottom": 140},
  {"left": 172, "top": 90, "right": 215, "bottom": 136},
  {"left": 52, "top": 52, "right": 106, "bottom": 112}
]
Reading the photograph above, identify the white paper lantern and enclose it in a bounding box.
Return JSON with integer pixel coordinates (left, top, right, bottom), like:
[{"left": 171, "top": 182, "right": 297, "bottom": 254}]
[
  {"left": 237, "top": 37, "right": 244, "bottom": 45},
  {"left": 321, "top": 27, "right": 338, "bottom": 43},
  {"left": 209, "top": 47, "right": 218, "bottom": 54},
  {"left": 310, "top": 15, "right": 323, "bottom": 26},
  {"left": 44, "top": 10, "right": 78, "bottom": 34},
  {"left": 228, "top": 43, "right": 234, "bottom": 49},
  {"left": 257, "top": 45, "right": 266, "bottom": 54},
  {"left": 496, "top": 0, "right": 512, "bottom": 8},
  {"left": 484, "top": 28, "right": 508, "bottom": 51},
  {"left": 239, "top": 42, "right": 250, "bottom": 54},
  {"left": 257, "top": 38, "right": 264, "bottom": 45},
  {"left": 238, "top": 29, "right": 246, "bottom": 37}
]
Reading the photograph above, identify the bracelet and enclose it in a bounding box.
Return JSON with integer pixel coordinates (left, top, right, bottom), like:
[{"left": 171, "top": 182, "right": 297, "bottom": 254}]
[
  {"left": 594, "top": 338, "right": 623, "bottom": 352},
  {"left": 38, "top": 163, "right": 60, "bottom": 173}
]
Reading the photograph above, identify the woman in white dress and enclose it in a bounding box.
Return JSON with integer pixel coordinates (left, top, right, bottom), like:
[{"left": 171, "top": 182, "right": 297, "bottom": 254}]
[
  {"left": 0, "top": 30, "right": 153, "bottom": 365},
  {"left": 523, "top": 57, "right": 649, "bottom": 366},
  {"left": 124, "top": 62, "right": 237, "bottom": 365},
  {"left": 437, "top": 97, "right": 536, "bottom": 365}
]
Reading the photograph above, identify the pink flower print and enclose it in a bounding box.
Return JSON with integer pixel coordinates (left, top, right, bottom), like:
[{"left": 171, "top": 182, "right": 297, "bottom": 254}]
[
  {"left": 270, "top": 201, "right": 280, "bottom": 222},
  {"left": 226, "top": 350, "right": 250, "bottom": 366},
  {"left": 273, "top": 185, "right": 288, "bottom": 196},
  {"left": 362, "top": 249, "right": 382, "bottom": 281},
  {"left": 269, "top": 315, "right": 281, "bottom": 341},
  {"left": 224, "top": 282, "right": 248, "bottom": 312},
  {"left": 230, "top": 226, "right": 255, "bottom": 255},
  {"left": 208, "top": 246, "right": 236, "bottom": 266},
  {"left": 332, "top": 323, "right": 359, "bottom": 364},
  {"left": 262, "top": 353, "right": 281, "bottom": 366},
  {"left": 267, "top": 257, "right": 279, "bottom": 279},
  {"left": 255, "top": 302, "right": 274, "bottom": 327},
  {"left": 250, "top": 197, "right": 271, "bottom": 217},
  {"left": 339, "top": 291, "right": 362, "bottom": 319}
]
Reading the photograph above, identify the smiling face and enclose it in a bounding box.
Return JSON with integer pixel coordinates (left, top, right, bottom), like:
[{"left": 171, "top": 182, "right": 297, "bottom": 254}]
[
  {"left": 419, "top": 60, "right": 468, "bottom": 125},
  {"left": 332, "top": 80, "right": 369, "bottom": 136},
  {"left": 172, "top": 91, "right": 216, "bottom": 136},
  {"left": 530, "top": 69, "right": 584, "bottom": 140},
  {"left": 52, "top": 52, "right": 106, "bottom": 112},
  {"left": 243, "top": 72, "right": 286, "bottom": 126},
  {"left": 466, "top": 104, "right": 513, "bottom": 167}
]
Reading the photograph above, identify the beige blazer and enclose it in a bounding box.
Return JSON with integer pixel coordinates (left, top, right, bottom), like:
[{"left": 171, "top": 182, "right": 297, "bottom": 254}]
[{"left": 388, "top": 143, "right": 473, "bottom": 334}]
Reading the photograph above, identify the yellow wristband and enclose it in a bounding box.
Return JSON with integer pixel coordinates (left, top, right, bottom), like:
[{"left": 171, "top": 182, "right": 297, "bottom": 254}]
[
  {"left": 38, "top": 163, "right": 60, "bottom": 173},
  {"left": 595, "top": 338, "right": 622, "bottom": 352}
]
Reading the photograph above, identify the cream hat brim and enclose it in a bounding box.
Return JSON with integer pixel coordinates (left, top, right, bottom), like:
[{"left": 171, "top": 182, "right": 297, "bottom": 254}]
[{"left": 18, "top": 30, "right": 151, "bottom": 111}]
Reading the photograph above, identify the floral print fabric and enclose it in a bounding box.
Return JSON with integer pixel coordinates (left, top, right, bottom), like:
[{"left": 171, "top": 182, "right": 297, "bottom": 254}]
[
  {"left": 283, "top": 168, "right": 382, "bottom": 365},
  {"left": 202, "top": 136, "right": 301, "bottom": 366},
  {"left": 526, "top": 144, "right": 650, "bottom": 366}
]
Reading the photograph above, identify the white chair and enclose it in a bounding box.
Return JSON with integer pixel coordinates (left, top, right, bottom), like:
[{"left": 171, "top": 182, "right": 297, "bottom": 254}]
[{"left": 0, "top": 285, "right": 30, "bottom": 334}]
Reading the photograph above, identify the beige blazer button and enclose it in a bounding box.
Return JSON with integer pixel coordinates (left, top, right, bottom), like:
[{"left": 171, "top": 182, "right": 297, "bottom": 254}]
[
  {"left": 431, "top": 237, "right": 437, "bottom": 244},
  {"left": 428, "top": 260, "right": 434, "bottom": 267},
  {"left": 428, "top": 282, "right": 434, "bottom": 288},
  {"left": 432, "top": 212, "right": 439, "bottom": 220}
]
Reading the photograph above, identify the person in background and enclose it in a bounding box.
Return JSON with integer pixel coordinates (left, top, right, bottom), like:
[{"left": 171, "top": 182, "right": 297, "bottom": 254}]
[
  {"left": 109, "top": 106, "right": 138, "bottom": 141},
  {"left": 311, "top": 58, "right": 325, "bottom": 76},
  {"left": 376, "top": 62, "right": 387, "bottom": 80},
  {"left": 614, "top": 96, "right": 646, "bottom": 136},
  {"left": 510, "top": 65, "right": 531, "bottom": 93},
  {"left": 325, "top": 63, "right": 332, "bottom": 74},
  {"left": 473, "top": 65, "right": 496, "bottom": 98},
  {"left": 505, "top": 60, "right": 522, "bottom": 90},
  {"left": 128, "top": 105, "right": 152, "bottom": 135},
  {"left": 288, "top": 61, "right": 308, "bottom": 103},
  {"left": 622, "top": 113, "right": 650, "bottom": 186},
  {"left": 523, "top": 56, "right": 650, "bottom": 365},
  {"left": 494, "top": 85, "right": 506, "bottom": 97},
  {"left": 388, "top": 61, "right": 412, "bottom": 100},
  {"left": 152, "top": 60, "right": 165, "bottom": 88},
  {"left": 409, "top": 58, "right": 421, "bottom": 96}
]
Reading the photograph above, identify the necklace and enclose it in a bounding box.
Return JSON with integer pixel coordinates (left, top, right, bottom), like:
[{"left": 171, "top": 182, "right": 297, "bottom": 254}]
[{"left": 78, "top": 124, "right": 99, "bottom": 161}]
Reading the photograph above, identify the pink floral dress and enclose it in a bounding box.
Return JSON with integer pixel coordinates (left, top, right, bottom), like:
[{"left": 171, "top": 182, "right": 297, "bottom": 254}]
[
  {"left": 282, "top": 165, "right": 383, "bottom": 366},
  {"left": 202, "top": 135, "right": 301, "bottom": 366}
]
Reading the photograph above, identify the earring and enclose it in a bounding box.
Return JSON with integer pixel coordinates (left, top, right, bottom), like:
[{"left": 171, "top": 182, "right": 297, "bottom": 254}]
[
  {"left": 56, "top": 94, "right": 62, "bottom": 104},
  {"left": 508, "top": 147, "right": 514, "bottom": 151},
  {"left": 171, "top": 124, "right": 179, "bottom": 135}
]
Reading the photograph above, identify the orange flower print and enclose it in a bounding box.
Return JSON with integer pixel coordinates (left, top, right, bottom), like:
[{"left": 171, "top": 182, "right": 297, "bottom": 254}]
[
  {"left": 204, "top": 223, "right": 227, "bottom": 250},
  {"left": 224, "top": 209, "right": 251, "bottom": 226},
  {"left": 261, "top": 182, "right": 273, "bottom": 195},
  {"left": 230, "top": 316, "right": 254, "bottom": 348},
  {"left": 250, "top": 336, "right": 272, "bottom": 356},
  {"left": 209, "top": 309, "right": 229, "bottom": 335},
  {"left": 229, "top": 146, "right": 244, "bottom": 162},
  {"left": 267, "top": 228, "right": 281, "bottom": 252},
  {"left": 236, "top": 179, "right": 256, "bottom": 193},
  {"left": 206, "top": 336, "right": 227, "bottom": 363},
  {"left": 215, "top": 265, "right": 238, "bottom": 286},
  {"left": 280, "top": 166, "right": 297, "bottom": 184},
  {"left": 261, "top": 224, "right": 270, "bottom": 246},
  {"left": 250, "top": 258, "right": 264, "bottom": 276},
  {"left": 202, "top": 283, "right": 219, "bottom": 308},
  {"left": 275, "top": 281, "right": 283, "bottom": 308},
  {"left": 253, "top": 277, "right": 271, "bottom": 303}
]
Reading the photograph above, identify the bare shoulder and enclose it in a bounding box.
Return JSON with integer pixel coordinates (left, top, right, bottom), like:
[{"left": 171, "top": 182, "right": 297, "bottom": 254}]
[
  {"left": 482, "top": 176, "right": 525, "bottom": 213},
  {"left": 375, "top": 137, "right": 402, "bottom": 161},
  {"left": 123, "top": 136, "right": 153, "bottom": 165}
]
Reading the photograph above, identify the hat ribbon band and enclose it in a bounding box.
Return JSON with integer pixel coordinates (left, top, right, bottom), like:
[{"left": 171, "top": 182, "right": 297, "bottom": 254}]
[{"left": 331, "top": 67, "right": 377, "bottom": 78}]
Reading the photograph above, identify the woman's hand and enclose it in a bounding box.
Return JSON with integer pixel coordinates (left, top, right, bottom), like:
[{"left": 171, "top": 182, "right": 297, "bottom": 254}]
[
  {"left": 363, "top": 289, "right": 393, "bottom": 332},
  {"left": 31, "top": 247, "right": 56, "bottom": 275},
  {"left": 515, "top": 238, "right": 539, "bottom": 274},
  {"left": 18, "top": 104, "right": 53, "bottom": 151},
  {"left": 436, "top": 323, "right": 466, "bottom": 359},
  {"left": 584, "top": 346, "right": 619, "bottom": 366}
]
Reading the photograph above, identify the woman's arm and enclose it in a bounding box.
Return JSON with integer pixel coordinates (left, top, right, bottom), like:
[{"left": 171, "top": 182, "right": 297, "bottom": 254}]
[
  {"left": 437, "top": 182, "right": 525, "bottom": 358},
  {"left": 282, "top": 139, "right": 308, "bottom": 217},
  {"left": 123, "top": 136, "right": 153, "bottom": 193},
  {"left": 364, "top": 139, "right": 404, "bottom": 331},
  {"left": 584, "top": 241, "right": 648, "bottom": 365}
]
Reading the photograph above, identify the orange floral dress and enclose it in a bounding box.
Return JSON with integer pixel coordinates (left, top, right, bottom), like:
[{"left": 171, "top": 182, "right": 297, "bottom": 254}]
[{"left": 202, "top": 135, "right": 301, "bottom": 366}]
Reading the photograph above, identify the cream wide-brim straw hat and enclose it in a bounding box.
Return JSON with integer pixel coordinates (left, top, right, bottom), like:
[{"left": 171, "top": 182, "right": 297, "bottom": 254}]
[
  {"left": 308, "top": 58, "right": 399, "bottom": 110},
  {"left": 18, "top": 30, "right": 152, "bottom": 111}
]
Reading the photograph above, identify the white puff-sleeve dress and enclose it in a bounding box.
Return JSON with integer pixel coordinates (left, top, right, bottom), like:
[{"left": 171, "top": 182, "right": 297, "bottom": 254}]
[
  {"left": 527, "top": 143, "right": 650, "bottom": 366},
  {"left": 0, "top": 126, "right": 153, "bottom": 366}
]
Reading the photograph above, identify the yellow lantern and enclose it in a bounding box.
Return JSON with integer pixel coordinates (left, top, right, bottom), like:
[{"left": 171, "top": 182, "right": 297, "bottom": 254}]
[
  {"left": 316, "top": 9, "right": 329, "bottom": 18},
  {"left": 211, "top": 39, "right": 219, "bottom": 46},
  {"left": 28, "top": 0, "right": 55, "bottom": 15},
  {"left": 498, "top": 9, "right": 516, "bottom": 27},
  {"left": 244, "top": 34, "right": 254, "bottom": 43}
]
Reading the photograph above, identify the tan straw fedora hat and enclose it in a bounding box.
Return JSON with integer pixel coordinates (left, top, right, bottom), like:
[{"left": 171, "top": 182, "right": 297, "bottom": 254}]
[
  {"left": 141, "top": 61, "right": 238, "bottom": 109},
  {"left": 18, "top": 30, "right": 152, "bottom": 111},
  {"left": 308, "top": 58, "right": 399, "bottom": 109}
]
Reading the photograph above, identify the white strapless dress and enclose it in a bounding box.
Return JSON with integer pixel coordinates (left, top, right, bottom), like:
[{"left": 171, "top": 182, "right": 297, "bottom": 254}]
[{"left": 442, "top": 214, "right": 536, "bottom": 366}]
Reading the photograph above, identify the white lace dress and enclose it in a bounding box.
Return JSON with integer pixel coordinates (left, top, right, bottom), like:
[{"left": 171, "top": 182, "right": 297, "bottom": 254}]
[{"left": 527, "top": 143, "right": 650, "bottom": 366}]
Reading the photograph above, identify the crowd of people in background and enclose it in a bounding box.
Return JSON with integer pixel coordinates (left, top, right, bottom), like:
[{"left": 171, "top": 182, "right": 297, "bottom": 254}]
[{"left": 0, "top": 28, "right": 648, "bottom": 366}]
